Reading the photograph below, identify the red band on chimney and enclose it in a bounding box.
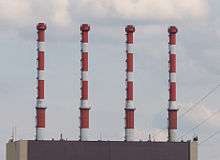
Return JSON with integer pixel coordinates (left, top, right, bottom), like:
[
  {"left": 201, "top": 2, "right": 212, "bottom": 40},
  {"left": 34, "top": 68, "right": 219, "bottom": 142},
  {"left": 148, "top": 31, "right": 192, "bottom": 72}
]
[
  {"left": 81, "top": 53, "right": 88, "bottom": 71},
  {"left": 169, "top": 82, "right": 176, "bottom": 101},
  {"left": 36, "top": 109, "right": 46, "bottom": 128},
  {"left": 80, "top": 109, "right": 89, "bottom": 128},
  {"left": 38, "top": 80, "right": 44, "bottom": 99},
  {"left": 38, "top": 52, "right": 45, "bottom": 70},
  {"left": 125, "top": 110, "right": 134, "bottom": 128},
  {"left": 127, "top": 53, "right": 133, "bottom": 72},
  {"left": 127, "top": 82, "right": 133, "bottom": 100},
  {"left": 168, "top": 110, "right": 177, "bottom": 129},
  {"left": 169, "top": 54, "right": 176, "bottom": 72},
  {"left": 81, "top": 81, "right": 88, "bottom": 100}
]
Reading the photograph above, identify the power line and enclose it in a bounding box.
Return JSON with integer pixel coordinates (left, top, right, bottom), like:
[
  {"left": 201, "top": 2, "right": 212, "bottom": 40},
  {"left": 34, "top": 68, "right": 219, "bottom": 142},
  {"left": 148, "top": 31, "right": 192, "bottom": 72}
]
[
  {"left": 199, "top": 130, "right": 220, "bottom": 145},
  {"left": 153, "top": 83, "right": 220, "bottom": 139},
  {"left": 179, "top": 83, "right": 220, "bottom": 119},
  {"left": 177, "top": 108, "right": 220, "bottom": 140}
]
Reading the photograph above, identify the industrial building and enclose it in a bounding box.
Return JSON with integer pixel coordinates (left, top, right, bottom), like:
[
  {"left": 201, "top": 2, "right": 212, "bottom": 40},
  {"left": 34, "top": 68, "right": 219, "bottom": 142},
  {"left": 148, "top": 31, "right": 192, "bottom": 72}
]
[
  {"left": 7, "top": 140, "right": 197, "bottom": 160},
  {"left": 6, "top": 23, "right": 198, "bottom": 160}
]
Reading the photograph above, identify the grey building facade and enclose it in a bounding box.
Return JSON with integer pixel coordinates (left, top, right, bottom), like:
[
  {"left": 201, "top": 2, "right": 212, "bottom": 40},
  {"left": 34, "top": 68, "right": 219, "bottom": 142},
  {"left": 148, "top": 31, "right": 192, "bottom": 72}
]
[{"left": 6, "top": 140, "right": 198, "bottom": 160}]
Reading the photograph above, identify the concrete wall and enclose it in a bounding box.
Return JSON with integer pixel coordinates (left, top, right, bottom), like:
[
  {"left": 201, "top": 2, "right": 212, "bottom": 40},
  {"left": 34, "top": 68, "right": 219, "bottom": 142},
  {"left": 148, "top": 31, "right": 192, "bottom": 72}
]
[
  {"left": 6, "top": 140, "right": 28, "bottom": 160},
  {"left": 190, "top": 141, "right": 198, "bottom": 160}
]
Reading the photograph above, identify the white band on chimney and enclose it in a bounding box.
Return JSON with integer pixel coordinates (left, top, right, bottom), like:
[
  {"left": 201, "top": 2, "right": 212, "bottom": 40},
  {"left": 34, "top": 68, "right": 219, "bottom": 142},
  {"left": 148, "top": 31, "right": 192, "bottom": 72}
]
[
  {"left": 169, "top": 73, "right": 176, "bottom": 82},
  {"left": 125, "top": 129, "right": 135, "bottom": 141},
  {"left": 38, "top": 70, "right": 44, "bottom": 80},
  {"left": 81, "top": 43, "right": 88, "bottom": 53},
  {"left": 169, "top": 101, "right": 177, "bottom": 110},
  {"left": 169, "top": 129, "right": 177, "bottom": 142},
  {"left": 36, "top": 128, "right": 45, "bottom": 140},
  {"left": 127, "top": 72, "right": 133, "bottom": 81},
  {"left": 80, "top": 100, "right": 89, "bottom": 109},
  {"left": 36, "top": 99, "right": 45, "bottom": 108},
  {"left": 169, "top": 45, "right": 176, "bottom": 54},
  {"left": 126, "top": 100, "right": 135, "bottom": 109},
  {"left": 38, "top": 42, "right": 45, "bottom": 52},
  {"left": 126, "top": 44, "right": 134, "bottom": 54},
  {"left": 81, "top": 71, "right": 88, "bottom": 81},
  {"left": 80, "top": 128, "right": 89, "bottom": 141}
]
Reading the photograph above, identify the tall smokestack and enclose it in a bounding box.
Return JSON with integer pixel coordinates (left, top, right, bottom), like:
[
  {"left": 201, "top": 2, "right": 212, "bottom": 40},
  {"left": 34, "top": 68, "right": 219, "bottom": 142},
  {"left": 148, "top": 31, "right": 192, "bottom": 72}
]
[
  {"left": 80, "top": 24, "right": 90, "bottom": 141},
  {"left": 36, "top": 23, "right": 47, "bottom": 140},
  {"left": 168, "top": 26, "right": 178, "bottom": 142},
  {"left": 125, "top": 25, "right": 136, "bottom": 141}
]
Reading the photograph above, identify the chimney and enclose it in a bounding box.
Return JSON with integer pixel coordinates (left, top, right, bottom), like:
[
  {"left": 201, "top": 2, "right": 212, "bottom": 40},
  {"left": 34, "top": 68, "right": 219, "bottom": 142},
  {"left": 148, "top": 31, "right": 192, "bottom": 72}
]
[
  {"left": 168, "top": 26, "right": 178, "bottom": 142},
  {"left": 80, "top": 24, "right": 90, "bottom": 141},
  {"left": 36, "top": 23, "right": 47, "bottom": 140},
  {"left": 125, "top": 25, "right": 136, "bottom": 141}
]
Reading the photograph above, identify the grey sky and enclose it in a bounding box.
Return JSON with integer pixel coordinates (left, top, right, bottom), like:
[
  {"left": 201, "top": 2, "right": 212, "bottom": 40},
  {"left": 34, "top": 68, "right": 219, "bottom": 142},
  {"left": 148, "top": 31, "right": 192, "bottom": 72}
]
[{"left": 0, "top": 0, "right": 220, "bottom": 160}]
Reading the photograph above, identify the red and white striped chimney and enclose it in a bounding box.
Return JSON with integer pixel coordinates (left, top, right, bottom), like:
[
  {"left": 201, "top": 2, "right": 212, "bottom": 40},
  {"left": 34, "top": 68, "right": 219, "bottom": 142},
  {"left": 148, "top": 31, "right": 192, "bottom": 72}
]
[
  {"left": 80, "top": 24, "right": 90, "bottom": 141},
  {"left": 36, "top": 23, "right": 47, "bottom": 140},
  {"left": 125, "top": 25, "right": 136, "bottom": 141},
  {"left": 168, "top": 26, "right": 178, "bottom": 142}
]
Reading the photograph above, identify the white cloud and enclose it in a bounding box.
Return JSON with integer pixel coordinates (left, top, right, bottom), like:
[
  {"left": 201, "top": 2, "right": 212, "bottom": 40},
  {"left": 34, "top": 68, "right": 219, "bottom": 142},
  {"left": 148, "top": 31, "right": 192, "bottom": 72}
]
[
  {"left": 0, "top": 0, "right": 209, "bottom": 29},
  {"left": 76, "top": 0, "right": 209, "bottom": 21},
  {"left": 0, "top": 0, "right": 72, "bottom": 28},
  {"left": 0, "top": 0, "right": 31, "bottom": 24},
  {"left": 50, "top": 0, "right": 71, "bottom": 27}
]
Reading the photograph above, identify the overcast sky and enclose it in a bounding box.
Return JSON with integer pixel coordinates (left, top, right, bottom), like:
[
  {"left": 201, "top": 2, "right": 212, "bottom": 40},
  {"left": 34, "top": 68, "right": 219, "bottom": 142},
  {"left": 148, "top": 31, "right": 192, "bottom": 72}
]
[{"left": 0, "top": 0, "right": 220, "bottom": 159}]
